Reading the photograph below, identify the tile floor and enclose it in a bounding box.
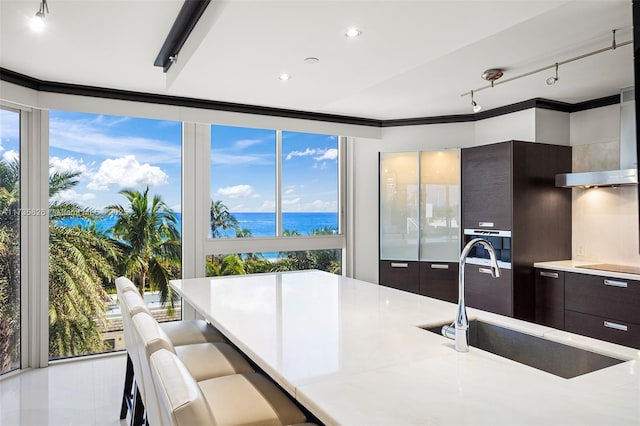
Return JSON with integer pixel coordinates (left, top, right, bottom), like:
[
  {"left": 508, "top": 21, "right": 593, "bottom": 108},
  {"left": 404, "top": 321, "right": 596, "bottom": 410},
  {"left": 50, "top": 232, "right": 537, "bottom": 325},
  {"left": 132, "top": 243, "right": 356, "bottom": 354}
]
[{"left": 0, "top": 353, "right": 128, "bottom": 426}]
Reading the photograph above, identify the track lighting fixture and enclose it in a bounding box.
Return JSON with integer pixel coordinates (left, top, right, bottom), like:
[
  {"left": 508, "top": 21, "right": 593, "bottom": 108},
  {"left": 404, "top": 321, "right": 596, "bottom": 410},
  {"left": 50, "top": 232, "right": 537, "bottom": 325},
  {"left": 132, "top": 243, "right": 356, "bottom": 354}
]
[
  {"left": 30, "top": 0, "right": 49, "bottom": 32},
  {"left": 470, "top": 90, "right": 482, "bottom": 113},
  {"left": 481, "top": 68, "right": 504, "bottom": 87},
  {"left": 546, "top": 63, "right": 559, "bottom": 86},
  {"left": 461, "top": 29, "right": 631, "bottom": 102}
]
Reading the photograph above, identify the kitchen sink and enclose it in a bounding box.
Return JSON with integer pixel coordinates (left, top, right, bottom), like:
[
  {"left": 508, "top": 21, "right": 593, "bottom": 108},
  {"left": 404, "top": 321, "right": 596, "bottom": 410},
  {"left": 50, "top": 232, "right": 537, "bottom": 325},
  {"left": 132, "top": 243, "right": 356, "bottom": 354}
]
[{"left": 421, "top": 320, "right": 626, "bottom": 379}]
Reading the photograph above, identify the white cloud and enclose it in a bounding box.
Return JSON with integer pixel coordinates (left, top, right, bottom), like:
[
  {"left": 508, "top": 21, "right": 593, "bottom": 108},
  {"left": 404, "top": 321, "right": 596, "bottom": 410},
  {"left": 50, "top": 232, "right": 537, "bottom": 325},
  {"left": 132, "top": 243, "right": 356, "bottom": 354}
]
[
  {"left": 259, "top": 200, "right": 275, "bottom": 211},
  {"left": 285, "top": 188, "right": 295, "bottom": 195},
  {"left": 282, "top": 197, "right": 301, "bottom": 205},
  {"left": 282, "top": 199, "right": 338, "bottom": 213},
  {"left": 286, "top": 147, "right": 338, "bottom": 162},
  {"left": 285, "top": 148, "right": 318, "bottom": 161},
  {"left": 2, "top": 150, "right": 18, "bottom": 163},
  {"left": 52, "top": 189, "right": 96, "bottom": 203},
  {"left": 310, "top": 200, "right": 336, "bottom": 211},
  {"left": 315, "top": 148, "right": 338, "bottom": 161},
  {"left": 49, "top": 117, "right": 181, "bottom": 164},
  {"left": 210, "top": 151, "right": 274, "bottom": 166},
  {"left": 234, "top": 139, "right": 263, "bottom": 149},
  {"left": 50, "top": 156, "right": 90, "bottom": 175},
  {"left": 216, "top": 184, "right": 255, "bottom": 198},
  {"left": 313, "top": 162, "right": 328, "bottom": 170},
  {"left": 87, "top": 155, "right": 168, "bottom": 190}
]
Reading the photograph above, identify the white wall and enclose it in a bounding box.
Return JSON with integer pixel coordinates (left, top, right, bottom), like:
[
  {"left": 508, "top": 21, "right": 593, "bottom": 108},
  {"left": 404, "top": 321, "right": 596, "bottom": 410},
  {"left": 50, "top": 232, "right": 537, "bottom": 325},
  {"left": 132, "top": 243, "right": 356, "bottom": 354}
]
[
  {"left": 570, "top": 105, "right": 640, "bottom": 265},
  {"left": 474, "top": 109, "right": 536, "bottom": 146}
]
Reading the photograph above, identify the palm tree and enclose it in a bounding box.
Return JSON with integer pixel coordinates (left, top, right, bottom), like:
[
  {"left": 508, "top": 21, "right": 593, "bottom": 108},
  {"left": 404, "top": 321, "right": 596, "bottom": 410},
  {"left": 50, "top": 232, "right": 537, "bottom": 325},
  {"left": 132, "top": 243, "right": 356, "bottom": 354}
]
[
  {"left": 48, "top": 169, "right": 120, "bottom": 358},
  {"left": 206, "top": 254, "right": 246, "bottom": 276},
  {"left": 106, "top": 187, "right": 181, "bottom": 313},
  {"left": 210, "top": 200, "right": 239, "bottom": 238},
  {"left": 0, "top": 160, "right": 20, "bottom": 371}
]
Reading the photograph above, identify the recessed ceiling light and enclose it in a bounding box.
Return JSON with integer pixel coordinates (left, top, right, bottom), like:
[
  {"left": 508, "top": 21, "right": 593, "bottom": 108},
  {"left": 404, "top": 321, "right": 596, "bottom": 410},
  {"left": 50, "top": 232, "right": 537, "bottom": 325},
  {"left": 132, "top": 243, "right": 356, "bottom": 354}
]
[
  {"left": 304, "top": 57, "right": 320, "bottom": 64},
  {"left": 345, "top": 28, "right": 362, "bottom": 38},
  {"left": 279, "top": 73, "right": 291, "bottom": 81}
]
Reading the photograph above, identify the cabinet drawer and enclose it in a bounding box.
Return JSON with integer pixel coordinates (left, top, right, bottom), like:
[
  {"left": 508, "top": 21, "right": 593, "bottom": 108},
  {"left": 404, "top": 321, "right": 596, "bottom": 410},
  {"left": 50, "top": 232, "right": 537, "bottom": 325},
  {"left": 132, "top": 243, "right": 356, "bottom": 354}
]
[
  {"left": 535, "top": 269, "right": 565, "bottom": 329},
  {"left": 565, "top": 273, "right": 640, "bottom": 324},
  {"left": 379, "top": 261, "right": 419, "bottom": 294},
  {"left": 419, "top": 262, "right": 458, "bottom": 303},
  {"left": 465, "top": 265, "right": 513, "bottom": 317},
  {"left": 565, "top": 310, "right": 640, "bottom": 349}
]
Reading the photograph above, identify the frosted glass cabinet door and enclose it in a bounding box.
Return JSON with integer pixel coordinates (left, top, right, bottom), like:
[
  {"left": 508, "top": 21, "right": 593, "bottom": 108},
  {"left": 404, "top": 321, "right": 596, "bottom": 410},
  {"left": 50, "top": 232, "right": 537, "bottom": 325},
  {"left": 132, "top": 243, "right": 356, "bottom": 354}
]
[
  {"left": 380, "top": 152, "right": 419, "bottom": 260},
  {"left": 420, "top": 150, "right": 460, "bottom": 261}
]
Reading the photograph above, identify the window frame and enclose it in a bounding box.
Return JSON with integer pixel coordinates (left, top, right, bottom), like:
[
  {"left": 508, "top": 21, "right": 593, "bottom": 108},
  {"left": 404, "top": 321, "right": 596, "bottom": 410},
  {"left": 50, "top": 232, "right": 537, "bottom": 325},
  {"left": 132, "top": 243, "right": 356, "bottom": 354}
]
[{"left": 202, "top": 128, "right": 346, "bottom": 263}]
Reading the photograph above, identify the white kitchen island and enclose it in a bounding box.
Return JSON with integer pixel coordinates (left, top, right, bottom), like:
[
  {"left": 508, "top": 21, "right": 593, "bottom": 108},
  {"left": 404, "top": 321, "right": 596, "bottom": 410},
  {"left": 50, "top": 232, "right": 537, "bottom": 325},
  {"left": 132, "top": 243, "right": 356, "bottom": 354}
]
[{"left": 169, "top": 270, "right": 640, "bottom": 425}]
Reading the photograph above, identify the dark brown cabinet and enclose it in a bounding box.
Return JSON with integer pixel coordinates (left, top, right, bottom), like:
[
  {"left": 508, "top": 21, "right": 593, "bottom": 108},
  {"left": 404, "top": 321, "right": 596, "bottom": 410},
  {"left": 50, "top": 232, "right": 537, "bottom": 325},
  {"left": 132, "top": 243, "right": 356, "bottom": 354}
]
[
  {"left": 461, "top": 142, "right": 512, "bottom": 230},
  {"left": 461, "top": 141, "right": 572, "bottom": 320},
  {"left": 565, "top": 272, "right": 640, "bottom": 348},
  {"left": 464, "top": 265, "right": 513, "bottom": 316},
  {"left": 379, "top": 260, "right": 458, "bottom": 302},
  {"left": 534, "top": 269, "right": 565, "bottom": 329},
  {"left": 419, "top": 262, "right": 458, "bottom": 303},
  {"left": 378, "top": 260, "right": 420, "bottom": 293}
]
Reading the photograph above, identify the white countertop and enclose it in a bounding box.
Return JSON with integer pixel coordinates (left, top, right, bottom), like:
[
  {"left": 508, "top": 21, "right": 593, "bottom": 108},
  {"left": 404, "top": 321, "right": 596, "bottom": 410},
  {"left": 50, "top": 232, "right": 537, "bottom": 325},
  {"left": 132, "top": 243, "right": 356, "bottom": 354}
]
[
  {"left": 170, "top": 270, "right": 640, "bottom": 425},
  {"left": 534, "top": 260, "right": 640, "bottom": 281}
]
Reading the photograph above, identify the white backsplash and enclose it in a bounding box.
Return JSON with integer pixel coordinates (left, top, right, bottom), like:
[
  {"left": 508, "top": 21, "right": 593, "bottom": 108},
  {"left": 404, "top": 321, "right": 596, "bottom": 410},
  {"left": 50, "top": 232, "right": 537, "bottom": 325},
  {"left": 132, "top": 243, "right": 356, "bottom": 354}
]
[{"left": 571, "top": 140, "right": 640, "bottom": 266}]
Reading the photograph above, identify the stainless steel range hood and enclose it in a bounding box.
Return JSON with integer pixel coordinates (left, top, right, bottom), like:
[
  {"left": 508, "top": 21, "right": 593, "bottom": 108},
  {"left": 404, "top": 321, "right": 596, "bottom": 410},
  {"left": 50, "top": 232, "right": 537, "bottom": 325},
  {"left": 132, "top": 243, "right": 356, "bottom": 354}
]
[
  {"left": 555, "top": 168, "right": 637, "bottom": 188},
  {"left": 556, "top": 87, "right": 638, "bottom": 188}
]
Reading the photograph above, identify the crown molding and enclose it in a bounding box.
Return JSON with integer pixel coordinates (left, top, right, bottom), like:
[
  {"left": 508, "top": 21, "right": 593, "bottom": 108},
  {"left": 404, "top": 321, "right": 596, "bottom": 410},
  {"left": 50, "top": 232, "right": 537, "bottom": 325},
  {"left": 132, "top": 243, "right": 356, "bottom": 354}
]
[{"left": 0, "top": 67, "right": 620, "bottom": 128}]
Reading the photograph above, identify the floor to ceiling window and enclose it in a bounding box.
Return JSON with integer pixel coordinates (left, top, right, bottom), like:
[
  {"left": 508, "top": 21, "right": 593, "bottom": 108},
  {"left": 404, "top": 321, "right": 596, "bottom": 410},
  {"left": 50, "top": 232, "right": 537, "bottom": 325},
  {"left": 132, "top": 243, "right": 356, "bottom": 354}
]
[
  {"left": 48, "top": 111, "right": 182, "bottom": 360},
  {"left": 207, "top": 125, "right": 342, "bottom": 276},
  {"left": 0, "top": 108, "right": 21, "bottom": 374}
]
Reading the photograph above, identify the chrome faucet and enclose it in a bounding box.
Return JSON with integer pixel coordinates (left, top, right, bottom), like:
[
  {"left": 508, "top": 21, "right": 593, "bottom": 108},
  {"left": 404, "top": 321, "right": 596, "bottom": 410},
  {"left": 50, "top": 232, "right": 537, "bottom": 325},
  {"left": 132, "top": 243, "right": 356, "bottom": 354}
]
[{"left": 443, "top": 238, "right": 501, "bottom": 352}]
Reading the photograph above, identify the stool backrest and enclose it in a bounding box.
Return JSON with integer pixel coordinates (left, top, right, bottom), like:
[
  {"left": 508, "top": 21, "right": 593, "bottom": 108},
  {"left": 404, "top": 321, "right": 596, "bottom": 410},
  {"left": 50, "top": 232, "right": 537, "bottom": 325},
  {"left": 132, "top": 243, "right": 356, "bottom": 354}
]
[
  {"left": 149, "top": 349, "right": 216, "bottom": 426},
  {"left": 118, "top": 288, "right": 152, "bottom": 400},
  {"left": 132, "top": 311, "right": 177, "bottom": 426},
  {"left": 115, "top": 276, "right": 139, "bottom": 296}
]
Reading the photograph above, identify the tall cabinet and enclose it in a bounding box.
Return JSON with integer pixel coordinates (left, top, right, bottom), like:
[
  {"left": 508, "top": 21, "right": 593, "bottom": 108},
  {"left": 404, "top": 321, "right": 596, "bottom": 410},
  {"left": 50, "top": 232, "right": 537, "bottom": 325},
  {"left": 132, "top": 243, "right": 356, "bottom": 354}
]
[
  {"left": 379, "top": 150, "right": 460, "bottom": 302},
  {"left": 460, "top": 140, "right": 572, "bottom": 320}
]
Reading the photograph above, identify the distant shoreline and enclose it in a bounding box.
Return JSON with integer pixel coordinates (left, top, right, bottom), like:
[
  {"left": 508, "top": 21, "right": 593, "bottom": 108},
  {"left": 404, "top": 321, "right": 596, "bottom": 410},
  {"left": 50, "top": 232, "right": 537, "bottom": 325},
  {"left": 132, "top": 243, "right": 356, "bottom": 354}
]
[{"left": 57, "top": 211, "right": 339, "bottom": 238}]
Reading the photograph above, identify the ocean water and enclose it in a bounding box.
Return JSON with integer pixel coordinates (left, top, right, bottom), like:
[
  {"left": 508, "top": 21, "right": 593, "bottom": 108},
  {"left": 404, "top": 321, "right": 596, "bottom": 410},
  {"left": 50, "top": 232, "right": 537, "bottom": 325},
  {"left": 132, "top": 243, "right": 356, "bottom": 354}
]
[{"left": 57, "top": 212, "right": 338, "bottom": 238}]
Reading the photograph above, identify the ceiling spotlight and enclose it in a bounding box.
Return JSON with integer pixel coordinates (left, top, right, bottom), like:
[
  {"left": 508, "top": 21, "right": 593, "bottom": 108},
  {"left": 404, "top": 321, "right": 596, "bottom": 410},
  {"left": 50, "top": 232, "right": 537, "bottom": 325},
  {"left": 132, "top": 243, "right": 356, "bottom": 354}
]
[
  {"left": 546, "top": 62, "right": 559, "bottom": 86},
  {"left": 470, "top": 90, "right": 482, "bottom": 113},
  {"left": 304, "top": 57, "right": 320, "bottom": 64},
  {"left": 30, "top": 0, "right": 49, "bottom": 32},
  {"left": 345, "top": 28, "right": 362, "bottom": 38},
  {"left": 481, "top": 68, "right": 504, "bottom": 87},
  {"left": 278, "top": 73, "right": 291, "bottom": 81}
]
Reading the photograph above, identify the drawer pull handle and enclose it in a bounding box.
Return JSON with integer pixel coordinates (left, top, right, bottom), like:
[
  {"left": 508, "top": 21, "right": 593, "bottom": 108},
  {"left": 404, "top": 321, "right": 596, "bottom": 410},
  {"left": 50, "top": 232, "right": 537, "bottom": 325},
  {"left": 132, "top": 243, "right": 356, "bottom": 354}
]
[
  {"left": 479, "top": 267, "right": 493, "bottom": 275},
  {"left": 604, "top": 321, "right": 628, "bottom": 332},
  {"left": 604, "top": 279, "right": 627, "bottom": 288},
  {"left": 478, "top": 222, "right": 494, "bottom": 228},
  {"left": 540, "top": 271, "right": 559, "bottom": 279},
  {"left": 391, "top": 263, "right": 408, "bottom": 268},
  {"left": 431, "top": 264, "right": 449, "bottom": 270}
]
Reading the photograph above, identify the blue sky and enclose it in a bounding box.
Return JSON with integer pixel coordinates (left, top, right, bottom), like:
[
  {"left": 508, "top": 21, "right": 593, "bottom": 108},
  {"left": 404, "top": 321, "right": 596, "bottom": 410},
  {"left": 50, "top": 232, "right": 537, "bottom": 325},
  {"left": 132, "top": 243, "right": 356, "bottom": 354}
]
[
  {"left": 0, "top": 109, "right": 338, "bottom": 213},
  {"left": 0, "top": 109, "right": 19, "bottom": 163},
  {"left": 211, "top": 125, "right": 338, "bottom": 212}
]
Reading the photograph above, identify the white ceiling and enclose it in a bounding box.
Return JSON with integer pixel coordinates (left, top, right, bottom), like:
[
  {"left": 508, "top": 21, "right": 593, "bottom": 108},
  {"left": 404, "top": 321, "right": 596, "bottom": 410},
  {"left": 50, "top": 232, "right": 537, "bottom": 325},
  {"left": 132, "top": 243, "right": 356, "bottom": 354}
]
[{"left": 0, "top": 0, "right": 634, "bottom": 120}]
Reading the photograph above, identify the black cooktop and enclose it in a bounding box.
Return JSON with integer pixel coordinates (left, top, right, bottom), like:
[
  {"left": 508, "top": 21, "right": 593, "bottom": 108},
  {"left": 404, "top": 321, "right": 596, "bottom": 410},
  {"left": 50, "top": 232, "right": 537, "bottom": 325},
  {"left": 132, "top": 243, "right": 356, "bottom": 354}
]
[{"left": 577, "top": 263, "right": 640, "bottom": 275}]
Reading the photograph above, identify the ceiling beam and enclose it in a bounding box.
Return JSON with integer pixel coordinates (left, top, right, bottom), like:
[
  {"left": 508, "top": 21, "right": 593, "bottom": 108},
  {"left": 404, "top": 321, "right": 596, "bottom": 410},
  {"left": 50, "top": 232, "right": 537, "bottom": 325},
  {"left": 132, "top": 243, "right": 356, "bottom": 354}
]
[{"left": 154, "top": 0, "right": 211, "bottom": 73}]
